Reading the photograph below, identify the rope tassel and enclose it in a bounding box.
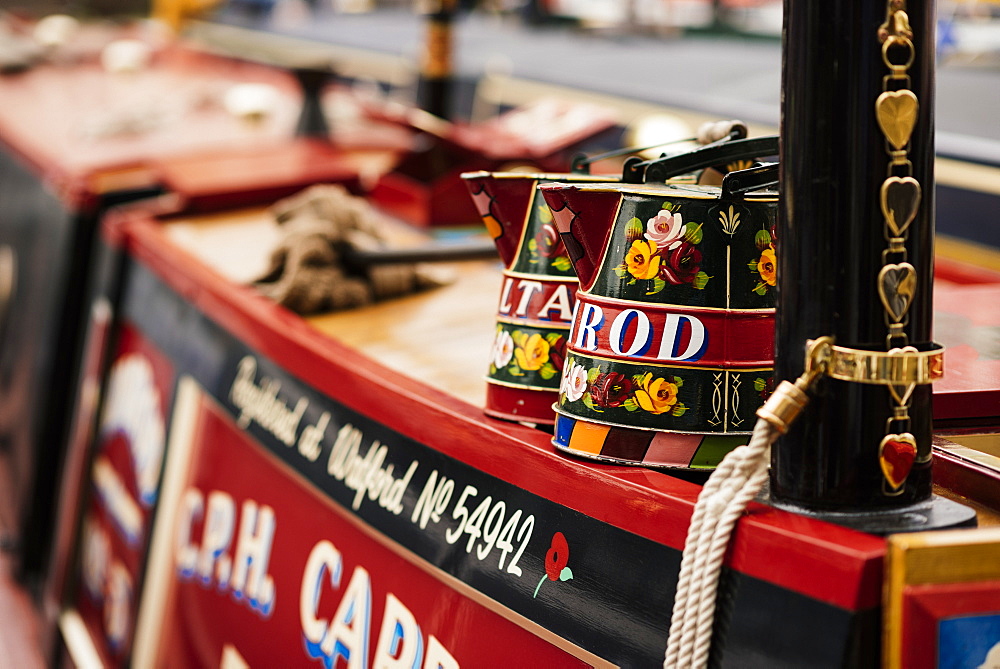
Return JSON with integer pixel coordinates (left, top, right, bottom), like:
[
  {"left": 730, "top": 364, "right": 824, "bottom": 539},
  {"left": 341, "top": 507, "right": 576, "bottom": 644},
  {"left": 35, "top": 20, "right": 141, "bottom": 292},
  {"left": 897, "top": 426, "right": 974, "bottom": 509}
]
[{"left": 664, "top": 338, "right": 832, "bottom": 668}]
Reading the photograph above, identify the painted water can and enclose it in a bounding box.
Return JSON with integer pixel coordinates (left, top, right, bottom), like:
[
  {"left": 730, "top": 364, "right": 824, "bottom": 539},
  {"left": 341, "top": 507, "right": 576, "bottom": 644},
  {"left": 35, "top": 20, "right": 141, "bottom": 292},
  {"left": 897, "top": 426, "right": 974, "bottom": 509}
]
[
  {"left": 460, "top": 125, "right": 755, "bottom": 425},
  {"left": 461, "top": 170, "right": 599, "bottom": 424},
  {"left": 539, "top": 137, "right": 779, "bottom": 468}
]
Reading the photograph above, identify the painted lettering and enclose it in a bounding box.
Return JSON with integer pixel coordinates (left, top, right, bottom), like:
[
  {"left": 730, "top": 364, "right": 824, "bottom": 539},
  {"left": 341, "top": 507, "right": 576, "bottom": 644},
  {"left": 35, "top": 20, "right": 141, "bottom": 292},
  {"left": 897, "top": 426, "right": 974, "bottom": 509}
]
[
  {"left": 197, "top": 491, "right": 235, "bottom": 587},
  {"left": 176, "top": 488, "right": 202, "bottom": 578},
  {"left": 373, "top": 594, "right": 423, "bottom": 669},
  {"left": 609, "top": 309, "right": 652, "bottom": 357},
  {"left": 572, "top": 303, "right": 709, "bottom": 362},
  {"left": 497, "top": 277, "right": 514, "bottom": 314},
  {"left": 100, "top": 352, "right": 165, "bottom": 507},
  {"left": 328, "top": 423, "right": 417, "bottom": 515},
  {"left": 424, "top": 636, "right": 460, "bottom": 669},
  {"left": 301, "top": 540, "right": 342, "bottom": 649},
  {"left": 230, "top": 356, "right": 307, "bottom": 447},
  {"left": 298, "top": 411, "right": 330, "bottom": 462},
  {"left": 573, "top": 302, "right": 604, "bottom": 351},
  {"left": 229, "top": 499, "right": 276, "bottom": 613},
  {"left": 656, "top": 314, "right": 707, "bottom": 361},
  {"left": 513, "top": 280, "right": 543, "bottom": 317},
  {"left": 536, "top": 283, "right": 573, "bottom": 322},
  {"left": 175, "top": 487, "right": 276, "bottom": 617},
  {"left": 299, "top": 541, "right": 459, "bottom": 669},
  {"left": 410, "top": 470, "right": 454, "bottom": 530},
  {"left": 321, "top": 566, "right": 371, "bottom": 668}
]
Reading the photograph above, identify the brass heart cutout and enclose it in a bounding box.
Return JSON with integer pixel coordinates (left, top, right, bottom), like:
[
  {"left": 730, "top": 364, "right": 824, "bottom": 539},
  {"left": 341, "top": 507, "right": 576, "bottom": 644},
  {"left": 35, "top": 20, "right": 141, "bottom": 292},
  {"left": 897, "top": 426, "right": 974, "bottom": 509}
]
[
  {"left": 888, "top": 382, "right": 917, "bottom": 407},
  {"left": 878, "top": 262, "right": 917, "bottom": 322},
  {"left": 880, "top": 432, "right": 917, "bottom": 490},
  {"left": 875, "top": 90, "right": 919, "bottom": 150},
  {"left": 887, "top": 346, "right": 918, "bottom": 406},
  {"left": 880, "top": 176, "right": 921, "bottom": 237}
]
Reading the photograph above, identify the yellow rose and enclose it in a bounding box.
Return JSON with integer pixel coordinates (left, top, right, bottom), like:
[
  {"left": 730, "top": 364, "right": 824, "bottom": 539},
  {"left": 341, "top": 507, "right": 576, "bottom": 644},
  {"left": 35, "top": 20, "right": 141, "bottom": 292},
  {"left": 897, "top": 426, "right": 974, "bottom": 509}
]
[
  {"left": 626, "top": 239, "right": 660, "bottom": 280},
  {"left": 514, "top": 333, "right": 550, "bottom": 371},
  {"left": 634, "top": 372, "right": 679, "bottom": 415},
  {"left": 758, "top": 247, "right": 777, "bottom": 286}
]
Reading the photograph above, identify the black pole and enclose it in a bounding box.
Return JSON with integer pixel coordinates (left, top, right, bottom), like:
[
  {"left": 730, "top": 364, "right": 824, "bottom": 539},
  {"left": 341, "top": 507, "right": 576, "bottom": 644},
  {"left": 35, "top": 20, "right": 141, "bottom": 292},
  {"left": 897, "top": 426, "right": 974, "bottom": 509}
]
[
  {"left": 774, "top": 0, "right": 974, "bottom": 532},
  {"left": 417, "top": 1, "right": 456, "bottom": 120},
  {"left": 293, "top": 67, "right": 333, "bottom": 139}
]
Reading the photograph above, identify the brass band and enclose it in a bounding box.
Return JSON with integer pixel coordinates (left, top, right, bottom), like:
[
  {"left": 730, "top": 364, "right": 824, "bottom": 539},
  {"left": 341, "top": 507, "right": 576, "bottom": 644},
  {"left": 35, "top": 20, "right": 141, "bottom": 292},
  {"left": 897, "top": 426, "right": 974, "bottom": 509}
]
[{"left": 825, "top": 343, "right": 944, "bottom": 386}]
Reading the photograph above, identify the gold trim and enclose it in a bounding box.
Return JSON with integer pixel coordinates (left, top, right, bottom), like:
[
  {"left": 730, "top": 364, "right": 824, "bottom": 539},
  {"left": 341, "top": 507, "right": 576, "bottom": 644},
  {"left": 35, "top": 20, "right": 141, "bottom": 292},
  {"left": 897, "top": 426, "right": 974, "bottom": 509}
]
[
  {"left": 889, "top": 527, "right": 1000, "bottom": 585},
  {"left": 575, "top": 290, "right": 776, "bottom": 315},
  {"left": 825, "top": 344, "right": 944, "bottom": 385},
  {"left": 493, "top": 315, "right": 573, "bottom": 329},
  {"left": 487, "top": 171, "right": 621, "bottom": 182},
  {"left": 485, "top": 376, "right": 560, "bottom": 393},
  {"left": 883, "top": 527, "right": 1000, "bottom": 669},
  {"left": 567, "top": 350, "right": 772, "bottom": 373},
  {"left": 499, "top": 269, "right": 578, "bottom": 283}
]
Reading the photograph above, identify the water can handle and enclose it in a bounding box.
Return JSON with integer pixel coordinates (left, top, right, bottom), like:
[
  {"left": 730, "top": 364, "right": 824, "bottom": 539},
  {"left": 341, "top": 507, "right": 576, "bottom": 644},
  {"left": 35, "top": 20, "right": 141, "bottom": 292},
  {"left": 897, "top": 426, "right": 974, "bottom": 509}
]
[{"left": 622, "top": 135, "right": 778, "bottom": 184}]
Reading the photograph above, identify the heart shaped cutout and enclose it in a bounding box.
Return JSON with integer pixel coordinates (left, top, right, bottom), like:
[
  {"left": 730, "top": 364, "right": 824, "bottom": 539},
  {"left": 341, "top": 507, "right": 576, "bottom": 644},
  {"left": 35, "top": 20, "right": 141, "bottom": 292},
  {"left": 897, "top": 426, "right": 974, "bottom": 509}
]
[
  {"left": 878, "top": 262, "right": 917, "bottom": 322},
  {"left": 880, "top": 432, "right": 917, "bottom": 490},
  {"left": 880, "top": 176, "right": 921, "bottom": 237},
  {"left": 876, "top": 90, "right": 919, "bottom": 150},
  {"left": 886, "top": 346, "right": 919, "bottom": 406}
]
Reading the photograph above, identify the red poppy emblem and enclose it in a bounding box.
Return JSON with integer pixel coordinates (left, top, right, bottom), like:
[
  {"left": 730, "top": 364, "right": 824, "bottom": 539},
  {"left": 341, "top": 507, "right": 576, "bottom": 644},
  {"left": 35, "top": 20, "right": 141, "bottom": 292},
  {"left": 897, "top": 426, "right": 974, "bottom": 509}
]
[{"left": 534, "top": 532, "right": 574, "bottom": 598}]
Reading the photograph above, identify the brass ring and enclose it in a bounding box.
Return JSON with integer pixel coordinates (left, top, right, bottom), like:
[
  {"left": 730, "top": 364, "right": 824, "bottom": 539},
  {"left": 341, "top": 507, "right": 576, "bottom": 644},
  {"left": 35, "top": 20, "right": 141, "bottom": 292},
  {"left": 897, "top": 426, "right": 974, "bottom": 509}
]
[
  {"left": 882, "top": 35, "right": 915, "bottom": 72},
  {"left": 826, "top": 343, "right": 944, "bottom": 385}
]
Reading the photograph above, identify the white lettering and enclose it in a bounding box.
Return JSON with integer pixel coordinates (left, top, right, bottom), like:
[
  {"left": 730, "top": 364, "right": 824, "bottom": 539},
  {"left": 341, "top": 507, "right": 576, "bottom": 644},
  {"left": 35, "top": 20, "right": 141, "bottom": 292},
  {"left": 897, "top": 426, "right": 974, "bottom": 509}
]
[
  {"left": 176, "top": 488, "right": 276, "bottom": 618},
  {"left": 574, "top": 303, "right": 604, "bottom": 351},
  {"left": 176, "top": 488, "right": 203, "bottom": 577},
  {"left": 609, "top": 309, "right": 652, "bottom": 356},
  {"left": 300, "top": 540, "right": 343, "bottom": 647},
  {"left": 536, "top": 284, "right": 573, "bottom": 322},
  {"left": 328, "top": 424, "right": 416, "bottom": 515},
  {"left": 424, "top": 635, "right": 460, "bottom": 669},
  {"left": 410, "top": 471, "right": 454, "bottom": 530},
  {"left": 197, "top": 491, "right": 235, "bottom": 586},
  {"left": 229, "top": 499, "right": 276, "bottom": 614},
  {"left": 230, "top": 356, "right": 307, "bottom": 447},
  {"left": 92, "top": 456, "right": 143, "bottom": 547},
  {"left": 656, "top": 314, "right": 707, "bottom": 361},
  {"left": 298, "top": 411, "right": 330, "bottom": 462},
  {"left": 373, "top": 594, "right": 423, "bottom": 669},
  {"left": 513, "top": 280, "right": 543, "bottom": 317},
  {"left": 320, "top": 566, "right": 372, "bottom": 668},
  {"left": 497, "top": 277, "right": 514, "bottom": 315}
]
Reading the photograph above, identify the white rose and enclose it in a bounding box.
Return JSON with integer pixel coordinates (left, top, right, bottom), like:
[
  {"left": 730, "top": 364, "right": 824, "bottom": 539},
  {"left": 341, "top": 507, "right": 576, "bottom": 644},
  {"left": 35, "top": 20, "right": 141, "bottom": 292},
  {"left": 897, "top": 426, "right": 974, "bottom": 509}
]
[
  {"left": 493, "top": 329, "right": 514, "bottom": 368},
  {"left": 645, "top": 209, "right": 685, "bottom": 249},
  {"left": 563, "top": 363, "right": 589, "bottom": 402}
]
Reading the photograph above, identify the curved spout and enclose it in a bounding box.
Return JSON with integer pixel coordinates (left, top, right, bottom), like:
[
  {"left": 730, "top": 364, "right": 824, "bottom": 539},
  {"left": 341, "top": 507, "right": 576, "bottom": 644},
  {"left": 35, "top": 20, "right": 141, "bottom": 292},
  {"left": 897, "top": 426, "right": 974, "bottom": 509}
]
[
  {"left": 538, "top": 183, "right": 621, "bottom": 292},
  {"left": 460, "top": 171, "right": 538, "bottom": 267}
]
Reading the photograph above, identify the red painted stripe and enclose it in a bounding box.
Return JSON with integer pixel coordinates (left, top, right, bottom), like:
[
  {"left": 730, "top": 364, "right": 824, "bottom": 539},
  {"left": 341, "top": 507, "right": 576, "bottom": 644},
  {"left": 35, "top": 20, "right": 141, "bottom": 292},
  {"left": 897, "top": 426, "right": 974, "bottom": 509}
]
[{"left": 570, "top": 293, "right": 774, "bottom": 367}]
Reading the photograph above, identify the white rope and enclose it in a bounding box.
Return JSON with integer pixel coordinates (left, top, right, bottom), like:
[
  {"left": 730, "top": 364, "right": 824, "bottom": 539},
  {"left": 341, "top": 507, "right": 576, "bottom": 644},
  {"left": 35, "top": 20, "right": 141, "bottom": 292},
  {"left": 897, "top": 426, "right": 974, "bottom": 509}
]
[{"left": 663, "top": 417, "right": 780, "bottom": 669}]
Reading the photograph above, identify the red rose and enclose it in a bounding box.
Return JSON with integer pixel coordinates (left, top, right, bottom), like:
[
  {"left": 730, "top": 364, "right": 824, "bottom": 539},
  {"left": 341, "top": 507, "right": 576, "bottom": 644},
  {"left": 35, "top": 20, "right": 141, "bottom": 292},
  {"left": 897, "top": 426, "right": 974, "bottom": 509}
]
[
  {"left": 545, "top": 532, "right": 569, "bottom": 581},
  {"left": 658, "top": 241, "right": 702, "bottom": 285},
  {"left": 534, "top": 223, "right": 563, "bottom": 259},
  {"left": 589, "top": 372, "right": 634, "bottom": 408},
  {"left": 547, "top": 335, "right": 566, "bottom": 372}
]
